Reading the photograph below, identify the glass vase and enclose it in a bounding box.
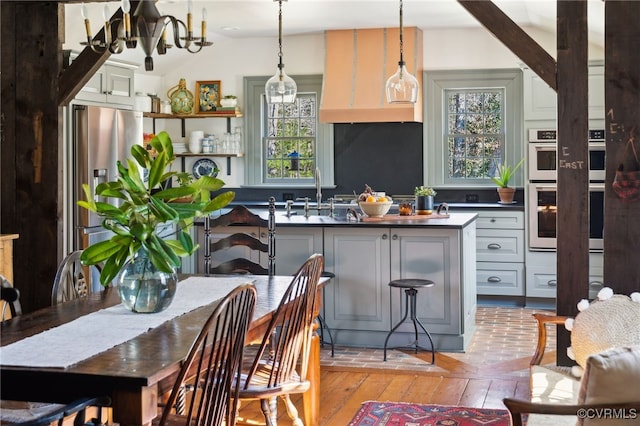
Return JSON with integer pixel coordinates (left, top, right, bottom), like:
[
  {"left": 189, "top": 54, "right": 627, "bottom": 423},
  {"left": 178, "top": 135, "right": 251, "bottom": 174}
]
[{"left": 117, "top": 249, "right": 177, "bottom": 313}]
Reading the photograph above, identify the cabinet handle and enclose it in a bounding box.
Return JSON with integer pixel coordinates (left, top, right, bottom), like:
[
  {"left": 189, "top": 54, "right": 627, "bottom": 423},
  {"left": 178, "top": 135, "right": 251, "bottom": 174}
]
[
  {"left": 260, "top": 232, "right": 266, "bottom": 238},
  {"left": 547, "top": 280, "right": 557, "bottom": 287},
  {"left": 589, "top": 280, "right": 604, "bottom": 288},
  {"left": 382, "top": 234, "right": 388, "bottom": 240},
  {"left": 490, "top": 218, "right": 496, "bottom": 223},
  {"left": 487, "top": 243, "right": 502, "bottom": 250},
  {"left": 392, "top": 234, "right": 398, "bottom": 240},
  {"left": 487, "top": 276, "right": 502, "bottom": 283}
]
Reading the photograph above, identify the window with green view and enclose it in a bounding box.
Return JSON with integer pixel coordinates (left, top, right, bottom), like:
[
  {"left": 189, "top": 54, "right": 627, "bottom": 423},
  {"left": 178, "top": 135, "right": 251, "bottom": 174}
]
[{"left": 423, "top": 69, "right": 522, "bottom": 187}]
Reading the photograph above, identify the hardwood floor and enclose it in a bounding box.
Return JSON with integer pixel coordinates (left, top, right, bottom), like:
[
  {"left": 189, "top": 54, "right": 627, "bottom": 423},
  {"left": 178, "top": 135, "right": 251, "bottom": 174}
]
[{"left": 236, "top": 305, "right": 558, "bottom": 425}]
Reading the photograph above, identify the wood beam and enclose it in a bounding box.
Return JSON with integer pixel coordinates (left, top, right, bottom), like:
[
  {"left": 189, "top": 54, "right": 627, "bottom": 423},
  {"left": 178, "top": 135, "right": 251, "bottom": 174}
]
[
  {"left": 457, "top": 0, "right": 557, "bottom": 91},
  {"left": 555, "top": 0, "right": 589, "bottom": 366},
  {"left": 58, "top": 1, "right": 140, "bottom": 106},
  {"left": 603, "top": 1, "right": 640, "bottom": 294}
]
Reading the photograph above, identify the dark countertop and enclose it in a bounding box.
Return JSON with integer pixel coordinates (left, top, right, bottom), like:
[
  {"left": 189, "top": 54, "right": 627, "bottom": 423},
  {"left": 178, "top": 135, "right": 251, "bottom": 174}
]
[
  {"left": 204, "top": 209, "right": 478, "bottom": 229},
  {"left": 228, "top": 200, "right": 524, "bottom": 211}
]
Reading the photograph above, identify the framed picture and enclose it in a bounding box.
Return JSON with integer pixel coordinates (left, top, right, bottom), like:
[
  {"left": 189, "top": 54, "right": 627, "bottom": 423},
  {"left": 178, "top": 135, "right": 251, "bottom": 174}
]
[{"left": 195, "top": 80, "right": 221, "bottom": 114}]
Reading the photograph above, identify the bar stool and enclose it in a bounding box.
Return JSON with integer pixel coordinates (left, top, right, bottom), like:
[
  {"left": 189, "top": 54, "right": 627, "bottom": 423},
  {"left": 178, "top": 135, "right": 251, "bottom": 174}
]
[
  {"left": 318, "top": 271, "right": 335, "bottom": 357},
  {"left": 383, "top": 278, "right": 436, "bottom": 363}
]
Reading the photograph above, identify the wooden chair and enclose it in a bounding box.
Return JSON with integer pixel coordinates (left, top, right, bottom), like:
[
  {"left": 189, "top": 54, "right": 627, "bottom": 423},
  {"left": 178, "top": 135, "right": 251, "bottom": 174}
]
[
  {"left": 51, "top": 250, "right": 103, "bottom": 305},
  {"left": 154, "top": 283, "right": 257, "bottom": 426},
  {"left": 1, "top": 274, "right": 22, "bottom": 320},
  {"left": 503, "top": 313, "right": 640, "bottom": 426},
  {"left": 0, "top": 396, "right": 111, "bottom": 426},
  {"left": 235, "top": 253, "right": 324, "bottom": 426},
  {"left": 204, "top": 198, "right": 276, "bottom": 276}
]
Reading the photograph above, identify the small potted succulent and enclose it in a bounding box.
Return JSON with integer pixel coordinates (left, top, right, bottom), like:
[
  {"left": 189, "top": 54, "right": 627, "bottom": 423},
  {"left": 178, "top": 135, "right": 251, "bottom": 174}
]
[
  {"left": 414, "top": 186, "right": 437, "bottom": 215},
  {"left": 489, "top": 158, "right": 524, "bottom": 204},
  {"left": 220, "top": 95, "right": 238, "bottom": 108}
]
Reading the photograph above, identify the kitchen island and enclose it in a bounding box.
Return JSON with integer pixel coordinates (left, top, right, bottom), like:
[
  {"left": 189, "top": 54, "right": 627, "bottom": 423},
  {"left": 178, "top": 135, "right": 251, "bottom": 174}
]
[{"left": 194, "top": 211, "right": 478, "bottom": 352}]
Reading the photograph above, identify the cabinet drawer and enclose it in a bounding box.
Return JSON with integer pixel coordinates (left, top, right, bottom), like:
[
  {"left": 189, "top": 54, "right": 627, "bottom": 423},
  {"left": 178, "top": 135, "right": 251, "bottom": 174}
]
[
  {"left": 477, "top": 262, "right": 524, "bottom": 296},
  {"left": 474, "top": 211, "right": 524, "bottom": 230},
  {"left": 526, "top": 265, "right": 605, "bottom": 299},
  {"left": 476, "top": 229, "right": 525, "bottom": 262}
]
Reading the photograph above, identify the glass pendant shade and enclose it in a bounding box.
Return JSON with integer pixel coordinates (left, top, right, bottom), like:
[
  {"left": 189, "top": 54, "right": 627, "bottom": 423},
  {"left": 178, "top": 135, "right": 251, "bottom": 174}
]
[
  {"left": 265, "top": 67, "right": 297, "bottom": 104},
  {"left": 386, "top": 62, "right": 419, "bottom": 104}
]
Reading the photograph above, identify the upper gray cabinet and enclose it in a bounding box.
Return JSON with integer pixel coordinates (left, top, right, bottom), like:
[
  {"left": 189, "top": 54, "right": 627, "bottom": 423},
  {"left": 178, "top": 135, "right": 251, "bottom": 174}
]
[
  {"left": 75, "top": 63, "right": 136, "bottom": 109},
  {"left": 523, "top": 63, "right": 605, "bottom": 122}
]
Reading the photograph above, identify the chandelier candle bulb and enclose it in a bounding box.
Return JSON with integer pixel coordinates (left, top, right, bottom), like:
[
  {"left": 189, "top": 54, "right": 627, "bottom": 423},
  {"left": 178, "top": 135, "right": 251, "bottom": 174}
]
[
  {"left": 81, "top": 4, "right": 91, "bottom": 39},
  {"left": 103, "top": 5, "right": 111, "bottom": 44},
  {"left": 122, "top": 0, "right": 131, "bottom": 35},
  {"left": 201, "top": 8, "right": 207, "bottom": 38}
]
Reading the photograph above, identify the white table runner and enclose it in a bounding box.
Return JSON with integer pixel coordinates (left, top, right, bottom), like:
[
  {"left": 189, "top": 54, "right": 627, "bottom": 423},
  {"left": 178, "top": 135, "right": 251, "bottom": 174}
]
[{"left": 0, "top": 276, "right": 253, "bottom": 369}]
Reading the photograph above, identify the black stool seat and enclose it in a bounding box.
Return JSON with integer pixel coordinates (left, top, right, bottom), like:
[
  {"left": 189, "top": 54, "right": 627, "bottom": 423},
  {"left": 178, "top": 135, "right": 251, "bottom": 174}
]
[
  {"left": 388, "top": 278, "right": 435, "bottom": 290},
  {"left": 383, "top": 278, "right": 436, "bottom": 363}
]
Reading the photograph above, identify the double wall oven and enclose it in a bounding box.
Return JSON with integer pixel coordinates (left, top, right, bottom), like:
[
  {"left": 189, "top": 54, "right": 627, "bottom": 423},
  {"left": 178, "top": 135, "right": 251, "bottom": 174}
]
[{"left": 528, "top": 129, "right": 605, "bottom": 251}]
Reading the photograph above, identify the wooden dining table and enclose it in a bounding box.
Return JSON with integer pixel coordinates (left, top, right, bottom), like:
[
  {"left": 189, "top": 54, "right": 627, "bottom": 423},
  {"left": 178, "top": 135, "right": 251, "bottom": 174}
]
[{"left": 0, "top": 274, "right": 329, "bottom": 426}]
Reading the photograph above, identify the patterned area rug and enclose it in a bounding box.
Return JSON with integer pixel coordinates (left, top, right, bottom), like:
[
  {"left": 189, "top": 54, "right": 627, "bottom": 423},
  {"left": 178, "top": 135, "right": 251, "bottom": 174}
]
[{"left": 348, "top": 401, "right": 511, "bottom": 426}]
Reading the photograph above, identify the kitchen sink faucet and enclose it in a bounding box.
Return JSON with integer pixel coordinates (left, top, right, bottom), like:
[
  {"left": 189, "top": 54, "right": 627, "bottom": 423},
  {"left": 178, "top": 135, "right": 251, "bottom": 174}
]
[{"left": 315, "top": 167, "right": 322, "bottom": 209}]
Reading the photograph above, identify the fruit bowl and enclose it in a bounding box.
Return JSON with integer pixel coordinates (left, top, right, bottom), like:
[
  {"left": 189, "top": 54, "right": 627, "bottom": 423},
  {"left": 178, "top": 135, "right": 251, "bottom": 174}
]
[{"left": 358, "top": 201, "right": 393, "bottom": 218}]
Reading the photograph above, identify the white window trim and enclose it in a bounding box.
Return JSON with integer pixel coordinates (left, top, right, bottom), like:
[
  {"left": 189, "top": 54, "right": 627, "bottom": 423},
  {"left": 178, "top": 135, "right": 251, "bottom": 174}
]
[
  {"left": 424, "top": 69, "right": 523, "bottom": 188},
  {"left": 243, "top": 75, "right": 334, "bottom": 188}
]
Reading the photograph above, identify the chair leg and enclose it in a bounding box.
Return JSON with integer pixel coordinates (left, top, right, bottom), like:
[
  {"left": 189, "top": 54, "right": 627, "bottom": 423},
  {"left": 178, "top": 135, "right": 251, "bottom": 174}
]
[
  {"left": 383, "top": 290, "right": 411, "bottom": 361},
  {"left": 281, "top": 394, "right": 303, "bottom": 426},
  {"left": 260, "top": 398, "right": 276, "bottom": 426}
]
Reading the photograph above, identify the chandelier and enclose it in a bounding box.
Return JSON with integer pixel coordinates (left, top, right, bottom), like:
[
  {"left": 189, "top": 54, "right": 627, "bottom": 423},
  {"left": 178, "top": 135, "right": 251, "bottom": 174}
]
[
  {"left": 80, "top": 0, "right": 212, "bottom": 71},
  {"left": 264, "top": 0, "right": 297, "bottom": 104},
  {"left": 385, "top": 0, "right": 419, "bottom": 103}
]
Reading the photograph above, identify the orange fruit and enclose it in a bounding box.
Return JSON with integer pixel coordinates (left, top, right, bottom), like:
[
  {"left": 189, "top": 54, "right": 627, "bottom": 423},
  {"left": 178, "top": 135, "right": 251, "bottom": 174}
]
[
  {"left": 366, "top": 195, "right": 376, "bottom": 202},
  {"left": 377, "top": 196, "right": 388, "bottom": 202}
]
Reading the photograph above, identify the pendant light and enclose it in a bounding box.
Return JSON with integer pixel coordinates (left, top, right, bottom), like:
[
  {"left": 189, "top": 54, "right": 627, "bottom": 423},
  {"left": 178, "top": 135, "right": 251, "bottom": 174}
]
[
  {"left": 385, "top": 0, "right": 419, "bottom": 104},
  {"left": 265, "top": 0, "right": 297, "bottom": 104}
]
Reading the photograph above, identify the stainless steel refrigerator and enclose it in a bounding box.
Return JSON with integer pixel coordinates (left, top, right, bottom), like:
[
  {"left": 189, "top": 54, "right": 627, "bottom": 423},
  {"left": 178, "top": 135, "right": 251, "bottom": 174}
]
[{"left": 71, "top": 105, "right": 143, "bottom": 261}]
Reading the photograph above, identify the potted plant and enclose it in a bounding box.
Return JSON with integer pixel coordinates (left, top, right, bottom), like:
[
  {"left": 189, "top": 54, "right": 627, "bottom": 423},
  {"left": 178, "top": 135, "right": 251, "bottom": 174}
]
[
  {"left": 78, "top": 131, "right": 234, "bottom": 313},
  {"left": 220, "top": 95, "right": 238, "bottom": 108},
  {"left": 414, "top": 186, "right": 437, "bottom": 215},
  {"left": 490, "top": 158, "right": 524, "bottom": 204}
]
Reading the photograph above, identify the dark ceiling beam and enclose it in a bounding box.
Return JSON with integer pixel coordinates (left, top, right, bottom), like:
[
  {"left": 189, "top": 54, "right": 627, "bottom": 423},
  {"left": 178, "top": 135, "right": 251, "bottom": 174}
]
[{"left": 457, "top": 0, "right": 557, "bottom": 91}]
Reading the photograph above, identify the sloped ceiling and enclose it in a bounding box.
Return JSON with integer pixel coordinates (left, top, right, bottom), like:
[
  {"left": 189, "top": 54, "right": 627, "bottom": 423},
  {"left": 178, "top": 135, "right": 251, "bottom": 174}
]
[{"left": 64, "top": 0, "right": 605, "bottom": 76}]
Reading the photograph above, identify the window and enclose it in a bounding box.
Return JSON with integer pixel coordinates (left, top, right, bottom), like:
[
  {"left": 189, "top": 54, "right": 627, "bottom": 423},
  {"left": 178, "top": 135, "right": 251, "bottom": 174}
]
[
  {"left": 265, "top": 96, "right": 316, "bottom": 181},
  {"left": 446, "top": 89, "right": 503, "bottom": 180},
  {"left": 244, "top": 75, "right": 333, "bottom": 187},
  {"left": 424, "top": 69, "right": 523, "bottom": 187}
]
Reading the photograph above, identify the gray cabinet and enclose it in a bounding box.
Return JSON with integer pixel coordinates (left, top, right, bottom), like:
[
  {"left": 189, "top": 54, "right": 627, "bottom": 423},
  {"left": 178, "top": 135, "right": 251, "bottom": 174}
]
[
  {"left": 323, "top": 228, "right": 391, "bottom": 335},
  {"left": 525, "top": 251, "right": 604, "bottom": 299},
  {"left": 523, "top": 63, "right": 604, "bottom": 122},
  {"left": 76, "top": 64, "right": 135, "bottom": 108},
  {"left": 473, "top": 210, "right": 525, "bottom": 296},
  {"left": 323, "top": 224, "right": 476, "bottom": 351},
  {"left": 273, "top": 227, "right": 323, "bottom": 276}
]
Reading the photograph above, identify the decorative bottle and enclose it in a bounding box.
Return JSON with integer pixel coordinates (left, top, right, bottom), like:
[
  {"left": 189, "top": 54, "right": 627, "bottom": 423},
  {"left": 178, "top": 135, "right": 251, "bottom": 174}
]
[{"left": 167, "top": 78, "right": 194, "bottom": 115}]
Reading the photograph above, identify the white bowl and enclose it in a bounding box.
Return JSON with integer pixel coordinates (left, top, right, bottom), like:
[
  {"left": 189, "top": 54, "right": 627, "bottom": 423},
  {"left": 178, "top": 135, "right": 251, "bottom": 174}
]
[{"left": 359, "top": 201, "right": 392, "bottom": 218}]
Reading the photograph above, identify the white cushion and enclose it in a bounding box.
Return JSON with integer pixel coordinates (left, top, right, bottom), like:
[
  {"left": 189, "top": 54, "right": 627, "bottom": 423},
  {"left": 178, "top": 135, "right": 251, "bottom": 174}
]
[{"left": 578, "top": 345, "right": 640, "bottom": 426}]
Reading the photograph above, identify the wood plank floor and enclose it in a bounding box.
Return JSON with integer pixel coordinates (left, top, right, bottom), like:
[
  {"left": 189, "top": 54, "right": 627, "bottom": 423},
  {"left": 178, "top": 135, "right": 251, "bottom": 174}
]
[{"left": 236, "top": 305, "right": 558, "bottom": 425}]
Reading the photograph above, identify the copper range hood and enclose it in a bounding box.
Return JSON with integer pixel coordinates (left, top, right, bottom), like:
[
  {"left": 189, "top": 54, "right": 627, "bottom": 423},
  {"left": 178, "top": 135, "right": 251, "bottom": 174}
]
[{"left": 319, "top": 27, "right": 423, "bottom": 123}]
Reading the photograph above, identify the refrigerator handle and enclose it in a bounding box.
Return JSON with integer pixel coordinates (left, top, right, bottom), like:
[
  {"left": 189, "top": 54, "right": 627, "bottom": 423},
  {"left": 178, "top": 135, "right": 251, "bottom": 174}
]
[{"left": 93, "top": 169, "right": 107, "bottom": 201}]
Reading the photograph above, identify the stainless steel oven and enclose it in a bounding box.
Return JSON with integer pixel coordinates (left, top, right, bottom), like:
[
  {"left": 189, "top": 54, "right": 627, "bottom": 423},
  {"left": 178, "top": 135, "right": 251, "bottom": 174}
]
[
  {"left": 528, "top": 183, "right": 604, "bottom": 251},
  {"left": 528, "top": 129, "right": 606, "bottom": 182}
]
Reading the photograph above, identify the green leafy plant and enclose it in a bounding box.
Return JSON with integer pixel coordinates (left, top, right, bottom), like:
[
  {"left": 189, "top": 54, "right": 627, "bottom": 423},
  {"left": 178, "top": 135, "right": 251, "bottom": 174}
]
[
  {"left": 223, "top": 95, "right": 237, "bottom": 99},
  {"left": 78, "top": 131, "right": 234, "bottom": 286},
  {"left": 414, "top": 186, "right": 437, "bottom": 197},
  {"left": 489, "top": 158, "right": 524, "bottom": 188}
]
